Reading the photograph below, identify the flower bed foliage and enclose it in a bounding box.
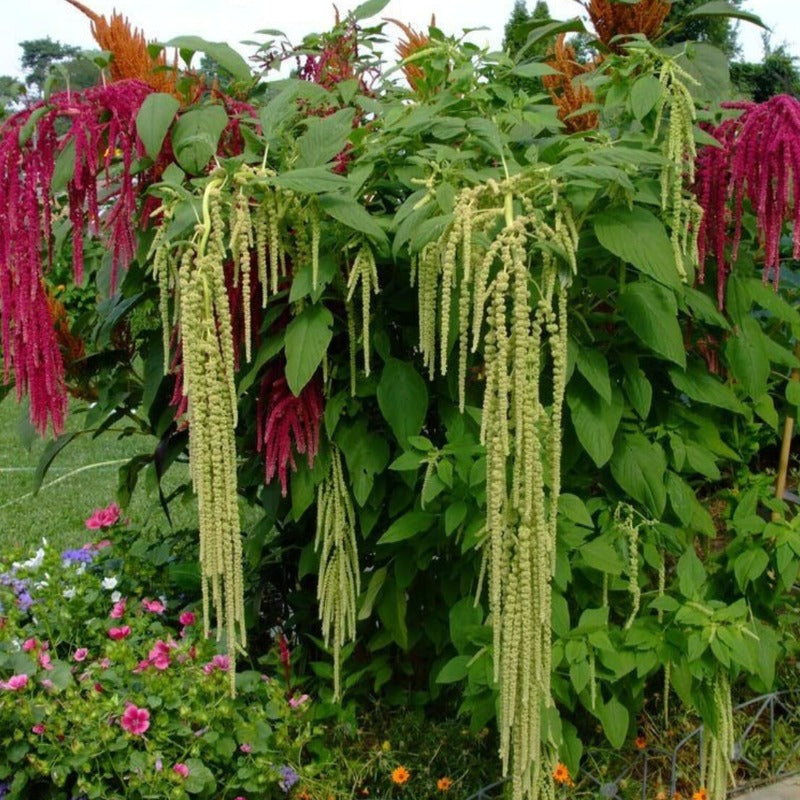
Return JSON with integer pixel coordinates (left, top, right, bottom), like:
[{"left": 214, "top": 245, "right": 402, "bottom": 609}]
[{"left": 2, "top": 0, "right": 800, "bottom": 798}]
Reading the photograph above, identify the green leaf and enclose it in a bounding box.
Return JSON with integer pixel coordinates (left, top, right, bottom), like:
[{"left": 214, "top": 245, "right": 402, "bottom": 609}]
[
  {"left": 677, "top": 549, "right": 706, "bottom": 598},
  {"left": 284, "top": 305, "right": 333, "bottom": 395},
  {"left": 377, "top": 359, "right": 428, "bottom": 447},
  {"left": 666, "top": 473, "right": 715, "bottom": 536},
  {"left": 271, "top": 168, "right": 350, "bottom": 193},
  {"left": 559, "top": 494, "right": 594, "bottom": 528},
  {"left": 576, "top": 347, "right": 611, "bottom": 404},
  {"left": 684, "top": 287, "right": 731, "bottom": 330},
  {"left": 621, "top": 356, "right": 652, "bottom": 419},
  {"left": 377, "top": 579, "right": 408, "bottom": 649},
  {"left": 734, "top": 548, "right": 769, "bottom": 589},
  {"left": 136, "top": 93, "right": 180, "bottom": 161},
  {"left": 297, "top": 108, "right": 356, "bottom": 168},
  {"left": 34, "top": 432, "right": 80, "bottom": 493},
  {"left": 445, "top": 500, "right": 468, "bottom": 535},
  {"left": 450, "top": 597, "right": 483, "bottom": 653},
  {"left": 359, "top": 566, "right": 387, "bottom": 620},
  {"left": 597, "top": 695, "right": 629, "bottom": 749},
  {"left": 338, "top": 420, "right": 390, "bottom": 506},
  {"left": 669, "top": 362, "right": 746, "bottom": 414},
  {"left": 619, "top": 281, "right": 686, "bottom": 367},
  {"left": 630, "top": 75, "right": 662, "bottom": 120},
  {"left": 318, "top": 193, "right": 388, "bottom": 248},
  {"left": 51, "top": 138, "right": 76, "bottom": 194},
  {"left": 352, "top": 0, "right": 390, "bottom": 20},
  {"left": 594, "top": 207, "right": 680, "bottom": 288},
  {"left": 566, "top": 380, "right": 623, "bottom": 467},
  {"left": 610, "top": 434, "right": 667, "bottom": 517},
  {"left": 165, "top": 36, "right": 253, "bottom": 80},
  {"left": 436, "top": 655, "right": 471, "bottom": 683},
  {"left": 377, "top": 511, "right": 435, "bottom": 545},
  {"left": 725, "top": 316, "right": 769, "bottom": 399},
  {"left": 580, "top": 536, "right": 626, "bottom": 575},
  {"left": 685, "top": 1, "right": 766, "bottom": 27},
  {"left": 511, "top": 62, "right": 558, "bottom": 79},
  {"left": 171, "top": 105, "right": 228, "bottom": 175}
]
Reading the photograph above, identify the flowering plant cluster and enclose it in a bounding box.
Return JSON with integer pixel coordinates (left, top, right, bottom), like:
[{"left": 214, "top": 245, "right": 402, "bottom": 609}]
[{"left": 0, "top": 529, "right": 317, "bottom": 800}]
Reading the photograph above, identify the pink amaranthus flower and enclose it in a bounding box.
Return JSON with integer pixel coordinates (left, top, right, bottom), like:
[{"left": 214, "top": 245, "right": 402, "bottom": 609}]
[{"left": 120, "top": 703, "right": 150, "bottom": 735}]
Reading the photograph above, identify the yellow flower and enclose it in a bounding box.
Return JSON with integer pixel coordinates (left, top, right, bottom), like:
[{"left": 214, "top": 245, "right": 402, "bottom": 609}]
[
  {"left": 391, "top": 766, "right": 410, "bottom": 785},
  {"left": 437, "top": 776, "right": 453, "bottom": 792},
  {"left": 381, "top": 740, "right": 391, "bottom": 751}
]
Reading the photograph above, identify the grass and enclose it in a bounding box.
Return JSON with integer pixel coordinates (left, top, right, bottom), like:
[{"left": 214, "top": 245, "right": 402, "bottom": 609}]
[{"left": 0, "top": 393, "right": 197, "bottom": 553}]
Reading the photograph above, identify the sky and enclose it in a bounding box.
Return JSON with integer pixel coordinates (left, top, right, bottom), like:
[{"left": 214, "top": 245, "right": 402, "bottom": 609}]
[{"left": 0, "top": 0, "right": 797, "bottom": 80}]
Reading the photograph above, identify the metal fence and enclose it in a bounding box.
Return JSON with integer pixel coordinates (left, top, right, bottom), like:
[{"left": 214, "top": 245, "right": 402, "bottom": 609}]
[{"left": 466, "top": 692, "right": 800, "bottom": 800}]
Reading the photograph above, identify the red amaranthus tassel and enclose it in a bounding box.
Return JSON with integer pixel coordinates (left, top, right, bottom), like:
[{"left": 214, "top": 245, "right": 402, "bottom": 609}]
[
  {"left": 695, "top": 95, "right": 800, "bottom": 307},
  {"left": 0, "top": 80, "right": 153, "bottom": 433},
  {"left": 256, "top": 366, "right": 323, "bottom": 497}
]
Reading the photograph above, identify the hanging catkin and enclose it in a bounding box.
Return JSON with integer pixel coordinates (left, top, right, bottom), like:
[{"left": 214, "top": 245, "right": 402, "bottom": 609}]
[
  {"left": 346, "top": 241, "right": 380, "bottom": 378},
  {"left": 315, "top": 446, "right": 361, "bottom": 700},
  {"left": 177, "top": 178, "right": 245, "bottom": 696},
  {"left": 412, "top": 169, "right": 578, "bottom": 800},
  {"left": 701, "top": 671, "right": 736, "bottom": 800}
]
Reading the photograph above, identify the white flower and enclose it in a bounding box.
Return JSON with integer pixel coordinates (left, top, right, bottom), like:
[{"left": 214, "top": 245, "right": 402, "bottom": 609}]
[
  {"left": 13, "top": 547, "right": 45, "bottom": 572},
  {"left": 63, "top": 587, "right": 76, "bottom": 600},
  {"left": 158, "top": 595, "right": 168, "bottom": 609},
  {"left": 102, "top": 576, "right": 118, "bottom": 591},
  {"left": 75, "top": 563, "right": 86, "bottom": 576},
  {"left": 111, "top": 591, "right": 122, "bottom": 603}
]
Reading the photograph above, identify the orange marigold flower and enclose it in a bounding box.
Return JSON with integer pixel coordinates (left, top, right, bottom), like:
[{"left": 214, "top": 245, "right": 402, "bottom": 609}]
[
  {"left": 392, "top": 766, "right": 410, "bottom": 785},
  {"left": 692, "top": 790, "right": 708, "bottom": 800},
  {"left": 635, "top": 735, "right": 647, "bottom": 750},
  {"left": 437, "top": 776, "right": 453, "bottom": 792},
  {"left": 552, "top": 763, "right": 571, "bottom": 784}
]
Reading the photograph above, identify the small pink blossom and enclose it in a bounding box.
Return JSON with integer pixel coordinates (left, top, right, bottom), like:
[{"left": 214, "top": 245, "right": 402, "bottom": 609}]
[
  {"left": 148, "top": 640, "right": 173, "bottom": 671},
  {"left": 110, "top": 598, "right": 127, "bottom": 619},
  {"left": 22, "top": 637, "right": 37, "bottom": 652},
  {"left": 94, "top": 539, "right": 112, "bottom": 549},
  {"left": 155, "top": 758, "right": 163, "bottom": 772},
  {"left": 202, "top": 654, "right": 231, "bottom": 675},
  {"left": 100, "top": 658, "right": 111, "bottom": 669},
  {"left": 40, "top": 679, "right": 54, "bottom": 690},
  {"left": 239, "top": 743, "right": 252, "bottom": 753},
  {"left": 132, "top": 659, "right": 150, "bottom": 674},
  {"left": 179, "top": 611, "right": 196, "bottom": 626},
  {"left": 73, "top": 648, "right": 89, "bottom": 662},
  {"left": 38, "top": 651, "right": 53, "bottom": 671},
  {"left": 85, "top": 502, "right": 121, "bottom": 530},
  {"left": 1, "top": 674, "right": 29, "bottom": 691},
  {"left": 173, "top": 763, "right": 189, "bottom": 778},
  {"left": 32, "top": 723, "right": 46, "bottom": 734},
  {"left": 108, "top": 626, "right": 131, "bottom": 641},
  {"left": 288, "top": 693, "right": 310, "bottom": 709},
  {"left": 120, "top": 704, "right": 150, "bottom": 735},
  {"left": 142, "top": 598, "right": 165, "bottom": 614}
]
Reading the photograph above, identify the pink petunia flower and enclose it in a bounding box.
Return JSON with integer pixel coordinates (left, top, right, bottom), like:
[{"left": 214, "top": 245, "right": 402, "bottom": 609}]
[
  {"left": 173, "top": 763, "right": 189, "bottom": 778},
  {"left": 202, "top": 654, "right": 231, "bottom": 675},
  {"left": 38, "top": 651, "right": 53, "bottom": 671},
  {"left": 85, "top": 502, "right": 121, "bottom": 530},
  {"left": 110, "top": 598, "right": 127, "bottom": 619},
  {"left": 1, "top": 674, "right": 29, "bottom": 691},
  {"left": 142, "top": 598, "right": 165, "bottom": 614},
  {"left": 100, "top": 658, "right": 112, "bottom": 669},
  {"left": 73, "top": 648, "right": 88, "bottom": 662},
  {"left": 239, "top": 743, "right": 252, "bottom": 754},
  {"left": 108, "top": 626, "right": 131, "bottom": 641},
  {"left": 132, "top": 659, "right": 150, "bottom": 674},
  {"left": 32, "top": 723, "right": 46, "bottom": 734},
  {"left": 148, "top": 640, "right": 172, "bottom": 671},
  {"left": 22, "top": 637, "right": 37, "bottom": 652},
  {"left": 288, "top": 693, "right": 310, "bottom": 709},
  {"left": 40, "top": 678, "right": 54, "bottom": 690},
  {"left": 120, "top": 704, "right": 150, "bottom": 735},
  {"left": 179, "top": 611, "right": 196, "bottom": 627},
  {"left": 94, "top": 538, "right": 112, "bottom": 549}
]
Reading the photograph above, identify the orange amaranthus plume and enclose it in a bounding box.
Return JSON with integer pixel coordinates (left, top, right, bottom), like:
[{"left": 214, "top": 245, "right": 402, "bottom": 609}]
[
  {"left": 543, "top": 33, "right": 598, "bottom": 132},
  {"left": 385, "top": 16, "right": 436, "bottom": 94},
  {"left": 582, "top": 0, "right": 671, "bottom": 51},
  {"left": 64, "top": 0, "right": 178, "bottom": 94}
]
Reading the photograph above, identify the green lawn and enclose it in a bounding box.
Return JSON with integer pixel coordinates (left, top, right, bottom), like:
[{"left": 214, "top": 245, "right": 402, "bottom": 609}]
[{"left": 0, "top": 394, "right": 197, "bottom": 553}]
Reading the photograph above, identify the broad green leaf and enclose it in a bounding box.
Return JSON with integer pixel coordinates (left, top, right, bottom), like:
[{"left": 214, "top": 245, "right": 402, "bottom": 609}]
[
  {"left": 621, "top": 355, "right": 652, "bottom": 419},
  {"left": 566, "top": 380, "right": 623, "bottom": 467},
  {"left": 377, "top": 511, "right": 435, "bottom": 545},
  {"left": 51, "top": 138, "right": 76, "bottom": 194},
  {"left": 171, "top": 105, "right": 228, "bottom": 175},
  {"left": 449, "top": 597, "right": 483, "bottom": 653},
  {"left": 377, "top": 580, "right": 408, "bottom": 650},
  {"left": 668, "top": 42, "right": 730, "bottom": 102},
  {"left": 319, "top": 193, "right": 388, "bottom": 248},
  {"left": 436, "top": 655, "right": 471, "bottom": 683},
  {"left": 677, "top": 549, "right": 706, "bottom": 598},
  {"left": 734, "top": 548, "right": 769, "bottom": 589},
  {"left": 511, "top": 62, "right": 558, "bottom": 79},
  {"left": 271, "top": 168, "right": 350, "bottom": 193},
  {"left": 597, "top": 695, "right": 629, "bottom": 749},
  {"left": 610, "top": 433, "right": 667, "bottom": 517},
  {"left": 445, "top": 500, "right": 468, "bottom": 535},
  {"left": 297, "top": 108, "right": 356, "bottom": 168},
  {"left": 337, "top": 420, "right": 390, "bottom": 506},
  {"left": 685, "top": 1, "right": 766, "bottom": 27},
  {"left": 619, "top": 281, "right": 686, "bottom": 367},
  {"left": 559, "top": 494, "right": 594, "bottom": 528},
  {"left": 746, "top": 278, "right": 800, "bottom": 327},
  {"left": 580, "top": 536, "right": 625, "bottom": 575},
  {"left": 665, "top": 472, "right": 715, "bottom": 536},
  {"left": 594, "top": 207, "right": 680, "bottom": 288},
  {"left": 630, "top": 75, "right": 662, "bottom": 120},
  {"left": 34, "top": 432, "right": 80, "bottom": 493},
  {"left": 358, "top": 566, "right": 387, "bottom": 619},
  {"left": 724, "top": 316, "right": 769, "bottom": 399},
  {"left": 377, "top": 359, "right": 428, "bottom": 447},
  {"left": 284, "top": 305, "right": 333, "bottom": 395},
  {"left": 352, "top": 0, "right": 390, "bottom": 20},
  {"left": 519, "top": 18, "right": 587, "bottom": 58},
  {"left": 576, "top": 347, "right": 611, "bottom": 404},
  {"left": 669, "top": 362, "right": 746, "bottom": 414},
  {"left": 684, "top": 287, "right": 731, "bottom": 329},
  {"left": 165, "top": 36, "right": 253, "bottom": 80},
  {"left": 136, "top": 93, "right": 180, "bottom": 161}
]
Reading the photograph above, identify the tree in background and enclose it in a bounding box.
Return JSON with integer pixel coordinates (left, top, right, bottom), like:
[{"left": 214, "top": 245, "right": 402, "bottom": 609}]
[
  {"left": 731, "top": 37, "right": 800, "bottom": 101},
  {"left": 661, "top": 0, "right": 742, "bottom": 56},
  {"left": 503, "top": 0, "right": 552, "bottom": 59},
  {"left": 19, "top": 37, "right": 100, "bottom": 97},
  {"left": 0, "top": 76, "right": 25, "bottom": 119}
]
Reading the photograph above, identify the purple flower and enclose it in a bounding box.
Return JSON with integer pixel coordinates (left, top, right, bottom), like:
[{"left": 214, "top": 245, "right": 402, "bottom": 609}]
[
  {"left": 17, "top": 592, "right": 34, "bottom": 612},
  {"left": 278, "top": 766, "right": 299, "bottom": 793},
  {"left": 61, "top": 549, "right": 94, "bottom": 565}
]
